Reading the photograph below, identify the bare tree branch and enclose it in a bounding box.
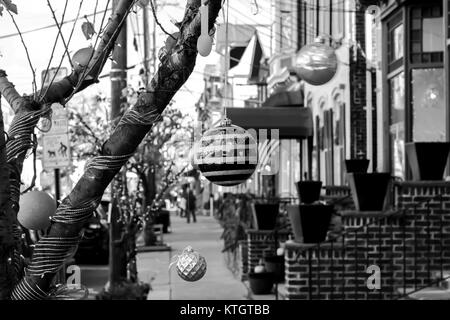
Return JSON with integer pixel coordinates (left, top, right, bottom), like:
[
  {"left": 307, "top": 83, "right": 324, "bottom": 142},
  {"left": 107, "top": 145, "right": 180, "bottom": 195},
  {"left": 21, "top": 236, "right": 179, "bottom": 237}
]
[
  {"left": 40, "top": 0, "right": 70, "bottom": 95},
  {"left": 0, "top": 70, "right": 25, "bottom": 113},
  {"left": 5, "top": 10, "right": 37, "bottom": 98}
]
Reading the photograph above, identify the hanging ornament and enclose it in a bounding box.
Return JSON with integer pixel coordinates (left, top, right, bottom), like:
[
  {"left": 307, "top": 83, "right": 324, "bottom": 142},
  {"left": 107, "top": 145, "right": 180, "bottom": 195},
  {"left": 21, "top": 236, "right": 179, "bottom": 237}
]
[
  {"left": 36, "top": 113, "right": 52, "bottom": 133},
  {"left": 294, "top": 38, "right": 338, "bottom": 86},
  {"left": 170, "top": 246, "right": 207, "bottom": 282},
  {"left": 194, "top": 118, "right": 258, "bottom": 187},
  {"left": 18, "top": 191, "right": 57, "bottom": 230},
  {"left": 197, "top": 0, "right": 213, "bottom": 57},
  {"left": 72, "top": 47, "right": 94, "bottom": 73}
]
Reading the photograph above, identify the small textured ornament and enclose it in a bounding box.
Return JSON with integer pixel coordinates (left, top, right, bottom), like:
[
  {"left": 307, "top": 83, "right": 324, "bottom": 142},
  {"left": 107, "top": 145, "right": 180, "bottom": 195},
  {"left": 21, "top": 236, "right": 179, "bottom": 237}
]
[
  {"left": 194, "top": 118, "right": 258, "bottom": 187},
  {"left": 171, "top": 246, "right": 207, "bottom": 282},
  {"left": 294, "top": 38, "right": 338, "bottom": 86}
]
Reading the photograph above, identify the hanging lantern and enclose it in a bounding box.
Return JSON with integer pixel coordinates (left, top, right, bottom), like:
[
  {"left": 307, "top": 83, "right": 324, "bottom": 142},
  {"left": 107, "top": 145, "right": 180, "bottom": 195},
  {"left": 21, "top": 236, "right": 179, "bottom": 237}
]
[
  {"left": 175, "top": 246, "right": 207, "bottom": 282},
  {"left": 18, "top": 191, "right": 57, "bottom": 230},
  {"left": 194, "top": 118, "right": 258, "bottom": 187},
  {"left": 72, "top": 47, "right": 94, "bottom": 73},
  {"left": 197, "top": 0, "right": 213, "bottom": 57},
  {"left": 294, "top": 38, "right": 338, "bottom": 86}
]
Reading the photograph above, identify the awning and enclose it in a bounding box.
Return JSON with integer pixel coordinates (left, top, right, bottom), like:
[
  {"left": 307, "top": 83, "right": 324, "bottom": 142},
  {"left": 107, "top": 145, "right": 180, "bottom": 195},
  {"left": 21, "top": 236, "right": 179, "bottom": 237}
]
[{"left": 225, "top": 107, "right": 313, "bottom": 139}]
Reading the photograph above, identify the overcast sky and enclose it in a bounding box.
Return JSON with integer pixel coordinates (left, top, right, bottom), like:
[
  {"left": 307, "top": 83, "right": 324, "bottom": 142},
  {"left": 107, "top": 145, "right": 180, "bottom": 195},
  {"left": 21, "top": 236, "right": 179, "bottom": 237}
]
[{"left": 0, "top": 0, "right": 273, "bottom": 118}]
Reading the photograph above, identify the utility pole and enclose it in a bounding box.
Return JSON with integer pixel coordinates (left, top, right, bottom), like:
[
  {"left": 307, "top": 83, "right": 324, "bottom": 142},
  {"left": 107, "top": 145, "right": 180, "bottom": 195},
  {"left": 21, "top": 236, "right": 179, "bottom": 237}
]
[
  {"left": 143, "top": 3, "right": 150, "bottom": 86},
  {"left": 108, "top": 0, "right": 128, "bottom": 294},
  {"left": 151, "top": 1, "right": 157, "bottom": 75}
]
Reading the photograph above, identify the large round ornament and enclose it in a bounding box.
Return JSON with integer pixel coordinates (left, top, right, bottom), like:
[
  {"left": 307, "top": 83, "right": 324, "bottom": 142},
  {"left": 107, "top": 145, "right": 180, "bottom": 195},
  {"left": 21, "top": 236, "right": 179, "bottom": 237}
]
[
  {"left": 72, "top": 47, "right": 94, "bottom": 73},
  {"left": 294, "top": 39, "right": 338, "bottom": 86},
  {"left": 176, "top": 246, "right": 207, "bottom": 282},
  {"left": 194, "top": 118, "right": 258, "bottom": 187},
  {"left": 18, "top": 191, "right": 56, "bottom": 230}
]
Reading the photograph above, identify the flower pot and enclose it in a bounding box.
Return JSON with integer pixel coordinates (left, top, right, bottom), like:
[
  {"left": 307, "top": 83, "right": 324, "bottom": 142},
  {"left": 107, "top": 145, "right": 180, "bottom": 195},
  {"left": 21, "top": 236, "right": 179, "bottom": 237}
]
[
  {"left": 253, "top": 203, "right": 279, "bottom": 230},
  {"left": 287, "top": 204, "right": 303, "bottom": 243},
  {"left": 264, "top": 255, "right": 285, "bottom": 283},
  {"left": 345, "top": 159, "right": 370, "bottom": 173},
  {"left": 405, "top": 142, "right": 450, "bottom": 181},
  {"left": 154, "top": 209, "right": 171, "bottom": 233},
  {"left": 295, "top": 180, "right": 323, "bottom": 204},
  {"left": 348, "top": 173, "right": 391, "bottom": 211},
  {"left": 248, "top": 272, "right": 275, "bottom": 294},
  {"left": 299, "top": 204, "right": 334, "bottom": 243}
]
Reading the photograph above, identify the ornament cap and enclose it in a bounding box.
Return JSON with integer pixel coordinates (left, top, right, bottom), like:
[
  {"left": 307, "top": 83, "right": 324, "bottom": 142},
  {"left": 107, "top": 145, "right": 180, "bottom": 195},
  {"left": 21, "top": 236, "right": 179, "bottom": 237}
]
[{"left": 219, "top": 117, "right": 232, "bottom": 127}]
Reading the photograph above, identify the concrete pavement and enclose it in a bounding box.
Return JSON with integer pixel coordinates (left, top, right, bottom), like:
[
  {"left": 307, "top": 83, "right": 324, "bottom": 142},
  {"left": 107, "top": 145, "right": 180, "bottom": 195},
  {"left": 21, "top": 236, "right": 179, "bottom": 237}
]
[{"left": 137, "top": 214, "right": 248, "bottom": 300}]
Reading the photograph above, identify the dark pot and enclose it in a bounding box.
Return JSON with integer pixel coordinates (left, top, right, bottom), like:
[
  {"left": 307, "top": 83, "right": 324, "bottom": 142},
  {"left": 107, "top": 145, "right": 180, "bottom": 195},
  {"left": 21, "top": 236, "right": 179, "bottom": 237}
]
[
  {"left": 253, "top": 203, "right": 279, "bottom": 230},
  {"left": 405, "top": 142, "right": 450, "bottom": 181},
  {"left": 154, "top": 209, "right": 171, "bottom": 233},
  {"left": 345, "top": 159, "right": 370, "bottom": 173},
  {"left": 295, "top": 180, "right": 323, "bottom": 204},
  {"left": 248, "top": 272, "right": 275, "bottom": 295},
  {"left": 299, "top": 204, "right": 334, "bottom": 243},
  {"left": 264, "top": 255, "right": 285, "bottom": 283},
  {"left": 348, "top": 173, "right": 391, "bottom": 211},
  {"left": 287, "top": 205, "right": 303, "bottom": 243}
]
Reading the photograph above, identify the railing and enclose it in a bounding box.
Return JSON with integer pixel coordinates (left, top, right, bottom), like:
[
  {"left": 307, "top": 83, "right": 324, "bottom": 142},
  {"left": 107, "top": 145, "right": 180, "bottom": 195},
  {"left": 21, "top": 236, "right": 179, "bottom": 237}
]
[{"left": 288, "top": 195, "right": 450, "bottom": 300}]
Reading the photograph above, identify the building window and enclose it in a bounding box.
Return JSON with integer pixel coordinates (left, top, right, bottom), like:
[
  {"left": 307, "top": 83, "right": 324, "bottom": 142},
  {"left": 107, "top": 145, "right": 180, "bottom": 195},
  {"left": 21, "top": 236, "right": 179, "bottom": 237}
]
[
  {"left": 412, "top": 68, "right": 445, "bottom": 141},
  {"left": 389, "top": 72, "right": 405, "bottom": 179},
  {"left": 331, "top": 0, "right": 344, "bottom": 38},
  {"left": 392, "top": 25, "right": 404, "bottom": 60},
  {"left": 410, "top": 6, "right": 444, "bottom": 63},
  {"left": 387, "top": 13, "right": 403, "bottom": 71}
]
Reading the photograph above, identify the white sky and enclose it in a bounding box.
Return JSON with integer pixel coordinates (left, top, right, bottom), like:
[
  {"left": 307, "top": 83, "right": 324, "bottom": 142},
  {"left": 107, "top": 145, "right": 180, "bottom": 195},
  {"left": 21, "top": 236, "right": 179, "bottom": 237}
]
[{"left": 0, "top": 0, "right": 274, "bottom": 118}]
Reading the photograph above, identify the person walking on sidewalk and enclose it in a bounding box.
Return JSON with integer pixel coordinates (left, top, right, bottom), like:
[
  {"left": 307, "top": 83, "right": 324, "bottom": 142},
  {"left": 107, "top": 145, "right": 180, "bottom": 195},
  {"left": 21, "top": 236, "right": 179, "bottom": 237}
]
[{"left": 185, "top": 184, "right": 197, "bottom": 223}]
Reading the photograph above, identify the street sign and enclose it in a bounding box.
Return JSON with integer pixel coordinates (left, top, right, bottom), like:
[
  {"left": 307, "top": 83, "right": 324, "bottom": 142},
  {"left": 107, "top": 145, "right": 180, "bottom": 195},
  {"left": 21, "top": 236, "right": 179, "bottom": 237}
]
[
  {"left": 42, "top": 134, "right": 71, "bottom": 169},
  {"left": 41, "top": 67, "right": 68, "bottom": 88},
  {"left": 42, "top": 104, "right": 71, "bottom": 170}
]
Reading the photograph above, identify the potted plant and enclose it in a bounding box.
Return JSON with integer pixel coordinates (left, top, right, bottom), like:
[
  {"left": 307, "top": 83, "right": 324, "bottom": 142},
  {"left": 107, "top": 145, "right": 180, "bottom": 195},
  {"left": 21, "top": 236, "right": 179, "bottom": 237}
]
[
  {"left": 405, "top": 142, "right": 450, "bottom": 181},
  {"left": 252, "top": 200, "right": 279, "bottom": 230},
  {"left": 248, "top": 261, "right": 275, "bottom": 294},
  {"left": 345, "top": 158, "right": 370, "bottom": 173},
  {"left": 348, "top": 172, "right": 391, "bottom": 211},
  {"left": 299, "top": 203, "right": 334, "bottom": 243},
  {"left": 295, "top": 180, "right": 323, "bottom": 204},
  {"left": 263, "top": 249, "right": 285, "bottom": 283}
]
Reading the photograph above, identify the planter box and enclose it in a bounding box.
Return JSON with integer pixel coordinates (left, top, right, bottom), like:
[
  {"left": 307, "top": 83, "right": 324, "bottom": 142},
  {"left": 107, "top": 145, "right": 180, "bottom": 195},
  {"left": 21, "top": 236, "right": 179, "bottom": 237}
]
[
  {"left": 348, "top": 173, "right": 391, "bottom": 211},
  {"left": 299, "top": 204, "right": 334, "bottom": 243},
  {"left": 287, "top": 204, "right": 303, "bottom": 243},
  {"left": 264, "top": 255, "right": 285, "bottom": 283},
  {"left": 248, "top": 272, "right": 275, "bottom": 294},
  {"left": 253, "top": 203, "right": 279, "bottom": 230},
  {"left": 295, "top": 180, "right": 323, "bottom": 204},
  {"left": 405, "top": 142, "right": 450, "bottom": 181},
  {"left": 154, "top": 209, "right": 171, "bottom": 233},
  {"left": 345, "top": 159, "right": 370, "bottom": 173}
]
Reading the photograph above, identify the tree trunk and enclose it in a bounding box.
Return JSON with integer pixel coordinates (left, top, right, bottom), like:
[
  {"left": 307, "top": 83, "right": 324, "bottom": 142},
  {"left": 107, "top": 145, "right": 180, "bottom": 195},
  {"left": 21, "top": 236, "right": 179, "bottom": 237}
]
[
  {"left": 10, "top": 0, "right": 223, "bottom": 299},
  {"left": 0, "top": 97, "right": 14, "bottom": 299}
]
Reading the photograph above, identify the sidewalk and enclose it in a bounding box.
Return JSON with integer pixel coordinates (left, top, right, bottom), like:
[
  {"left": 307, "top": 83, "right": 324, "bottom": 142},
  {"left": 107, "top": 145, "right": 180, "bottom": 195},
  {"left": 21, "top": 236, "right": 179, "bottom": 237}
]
[{"left": 137, "top": 214, "right": 248, "bottom": 300}]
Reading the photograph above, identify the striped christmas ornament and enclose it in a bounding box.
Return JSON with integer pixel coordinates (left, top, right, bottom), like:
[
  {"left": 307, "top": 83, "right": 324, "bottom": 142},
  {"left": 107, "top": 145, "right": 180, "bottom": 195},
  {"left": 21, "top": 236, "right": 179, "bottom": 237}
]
[{"left": 194, "top": 118, "right": 258, "bottom": 186}]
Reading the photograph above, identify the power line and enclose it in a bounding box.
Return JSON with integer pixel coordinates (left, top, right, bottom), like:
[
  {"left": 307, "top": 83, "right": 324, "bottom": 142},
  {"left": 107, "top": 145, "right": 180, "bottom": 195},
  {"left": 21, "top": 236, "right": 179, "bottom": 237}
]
[{"left": 0, "top": 7, "right": 112, "bottom": 40}]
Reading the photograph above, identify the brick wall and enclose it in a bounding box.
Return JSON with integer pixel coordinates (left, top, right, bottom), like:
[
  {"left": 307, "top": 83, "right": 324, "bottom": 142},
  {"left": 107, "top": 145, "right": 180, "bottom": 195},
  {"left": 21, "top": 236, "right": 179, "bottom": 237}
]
[
  {"left": 283, "top": 182, "right": 450, "bottom": 300},
  {"left": 245, "top": 230, "right": 291, "bottom": 277}
]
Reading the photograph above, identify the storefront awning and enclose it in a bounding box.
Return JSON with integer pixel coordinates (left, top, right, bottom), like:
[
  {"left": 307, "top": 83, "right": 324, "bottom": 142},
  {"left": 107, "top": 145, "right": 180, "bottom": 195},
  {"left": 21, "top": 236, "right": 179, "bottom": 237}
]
[{"left": 225, "top": 107, "right": 313, "bottom": 139}]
